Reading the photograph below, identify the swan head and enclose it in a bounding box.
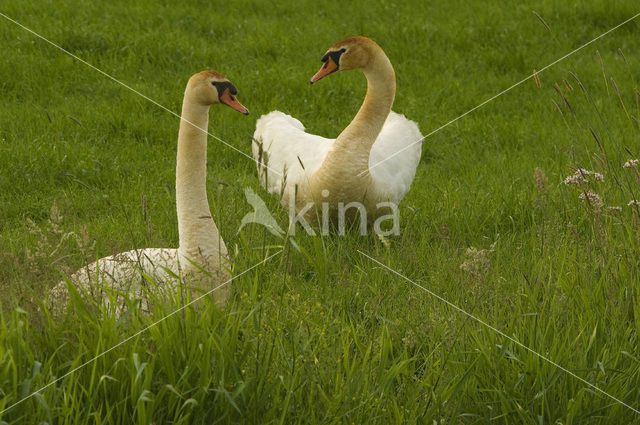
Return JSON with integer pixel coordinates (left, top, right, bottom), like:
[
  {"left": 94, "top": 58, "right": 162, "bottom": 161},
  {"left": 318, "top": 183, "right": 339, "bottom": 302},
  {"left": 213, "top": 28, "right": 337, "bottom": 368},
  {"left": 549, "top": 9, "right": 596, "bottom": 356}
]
[
  {"left": 187, "top": 70, "right": 249, "bottom": 115},
  {"left": 310, "top": 36, "right": 380, "bottom": 84}
]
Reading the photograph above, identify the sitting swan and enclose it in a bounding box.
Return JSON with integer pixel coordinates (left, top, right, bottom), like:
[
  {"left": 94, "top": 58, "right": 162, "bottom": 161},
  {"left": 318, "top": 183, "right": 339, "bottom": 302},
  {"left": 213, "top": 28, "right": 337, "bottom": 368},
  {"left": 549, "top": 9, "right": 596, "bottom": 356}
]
[
  {"left": 50, "top": 70, "right": 249, "bottom": 314},
  {"left": 253, "top": 36, "right": 422, "bottom": 227}
]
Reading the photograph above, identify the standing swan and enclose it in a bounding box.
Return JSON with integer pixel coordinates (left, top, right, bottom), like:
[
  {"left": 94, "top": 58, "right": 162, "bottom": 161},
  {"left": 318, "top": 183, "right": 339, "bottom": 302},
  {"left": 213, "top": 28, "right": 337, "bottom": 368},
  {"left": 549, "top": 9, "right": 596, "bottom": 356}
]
[
  {"left": 50, "top": 70, "right": 249, "bottom": 314},
  {"left": 253, "top": 37, "right": 422, "bottom": 227}
]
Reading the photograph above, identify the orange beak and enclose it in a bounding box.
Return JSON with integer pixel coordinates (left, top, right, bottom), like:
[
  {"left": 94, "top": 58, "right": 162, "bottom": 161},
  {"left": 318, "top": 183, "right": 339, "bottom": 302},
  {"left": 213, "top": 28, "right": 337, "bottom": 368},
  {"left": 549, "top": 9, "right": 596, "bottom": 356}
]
[
  {"left": 310, "top": 56, "right": 339, "bottom": 84},
  {"left": 220, "top": 88, "right": 249, "bottom": 115}
]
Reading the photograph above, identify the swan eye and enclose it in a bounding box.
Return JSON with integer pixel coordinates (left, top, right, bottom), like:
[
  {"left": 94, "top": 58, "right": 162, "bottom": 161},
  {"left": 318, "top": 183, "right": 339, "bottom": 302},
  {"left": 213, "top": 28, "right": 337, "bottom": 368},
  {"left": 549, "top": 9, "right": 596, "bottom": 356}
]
[
  {"left": 211, "top": 81, "right": 237, "bottom": 92},
  {"left": 320, "top": 48, "right": 347, "bottom": 67}
]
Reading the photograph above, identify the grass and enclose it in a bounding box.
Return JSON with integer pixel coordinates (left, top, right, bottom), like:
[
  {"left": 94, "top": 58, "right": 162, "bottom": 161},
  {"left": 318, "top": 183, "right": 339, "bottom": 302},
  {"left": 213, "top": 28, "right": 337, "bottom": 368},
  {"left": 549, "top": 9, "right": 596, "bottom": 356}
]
[{"left": 1, "top": 0, "right": 640, "bottom": 423}]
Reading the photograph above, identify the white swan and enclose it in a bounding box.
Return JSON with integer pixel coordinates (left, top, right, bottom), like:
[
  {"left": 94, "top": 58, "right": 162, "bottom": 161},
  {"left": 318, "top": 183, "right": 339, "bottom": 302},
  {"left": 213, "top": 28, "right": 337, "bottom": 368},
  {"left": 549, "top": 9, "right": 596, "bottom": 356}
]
[
  {"left": 50, "top": 70, "right": 249, "bottom": 314},
  {"left": 253, "top": 36, "right": 422, "bottom": 226}
]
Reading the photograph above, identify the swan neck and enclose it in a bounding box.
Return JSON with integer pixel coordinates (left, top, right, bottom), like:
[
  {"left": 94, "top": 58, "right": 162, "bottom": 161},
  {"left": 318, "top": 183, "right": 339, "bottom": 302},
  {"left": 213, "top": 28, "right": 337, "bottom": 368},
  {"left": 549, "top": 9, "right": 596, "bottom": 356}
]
[
  {"left": 345, "top": 54, "right": 396, "bottom": 144},
  {"left": 311, "top": 49, "right": 395, "bottom": 194},
  {"left": 176, "top": 94, "right": 226, "bottom": 262}
]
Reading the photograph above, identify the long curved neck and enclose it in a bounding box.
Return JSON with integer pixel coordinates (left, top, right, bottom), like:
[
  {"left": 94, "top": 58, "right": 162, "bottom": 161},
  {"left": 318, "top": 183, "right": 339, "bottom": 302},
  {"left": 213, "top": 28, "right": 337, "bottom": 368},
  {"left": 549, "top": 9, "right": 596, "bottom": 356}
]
[
  {"left": 337, "top": 53, "right": 395, "bottom": 151},
  {"left": 311, "top": 50, "right": 395, "bottom": 194},
  {"left": 176, "top": 93, "right": 227, "bottom": 262}
]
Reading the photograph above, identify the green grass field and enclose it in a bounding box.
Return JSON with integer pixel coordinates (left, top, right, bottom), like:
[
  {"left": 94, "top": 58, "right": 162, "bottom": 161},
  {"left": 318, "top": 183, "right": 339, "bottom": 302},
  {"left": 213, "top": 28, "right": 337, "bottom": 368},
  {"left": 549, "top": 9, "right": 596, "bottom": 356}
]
[{"left": 1, "top": 0, "right": 640, "bottom": 423}]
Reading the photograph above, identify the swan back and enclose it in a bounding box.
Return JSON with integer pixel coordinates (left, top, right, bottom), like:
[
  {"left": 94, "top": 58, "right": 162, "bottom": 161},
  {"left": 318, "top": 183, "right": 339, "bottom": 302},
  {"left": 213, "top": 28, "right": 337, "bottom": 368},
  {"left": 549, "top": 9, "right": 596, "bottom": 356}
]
[
  {"left": 50, "top": 248, "right": 180, "bottom": 315},
  {"left": 253, "top": 111, "right": 333, "bottom": 200}
]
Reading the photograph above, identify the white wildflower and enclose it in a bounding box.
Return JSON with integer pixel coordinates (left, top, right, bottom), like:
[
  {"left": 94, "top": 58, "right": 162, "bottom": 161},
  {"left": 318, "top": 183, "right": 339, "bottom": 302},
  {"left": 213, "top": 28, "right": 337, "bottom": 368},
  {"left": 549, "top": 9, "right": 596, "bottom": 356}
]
[
  {"left": 579, "top": 190, "right": 603, "bottom": 211},
  {"left": 623, "top": 159, "right": 639, "bottom": 168},
  {"left": 563, "top": 168, "right": 603, "bottom": 185},
  {"left": 608, "top": 206, "right": 622, "bottom": 212},
  {"left": 628, "top": 200, "right": 640, "bottom": 206},
  {"left": 460, "top": 242, "right": 496, "bottom": 280},
  {"left": 564, "top": 173, "right": 587, "bottom": 185}
]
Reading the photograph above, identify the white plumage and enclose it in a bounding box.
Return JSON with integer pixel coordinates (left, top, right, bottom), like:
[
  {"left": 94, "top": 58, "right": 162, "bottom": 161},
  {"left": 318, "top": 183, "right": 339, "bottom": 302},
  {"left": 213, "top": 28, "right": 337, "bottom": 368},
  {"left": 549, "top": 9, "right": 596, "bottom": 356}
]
[
  {"left": 253, "top": 110, "right": 332, "bottom": 196},
  {"left": 50, "top": 248, "right": 181, "bottom": 314},
  {"left": 253, "top": 110, "right": 422, "bottom": 205}
]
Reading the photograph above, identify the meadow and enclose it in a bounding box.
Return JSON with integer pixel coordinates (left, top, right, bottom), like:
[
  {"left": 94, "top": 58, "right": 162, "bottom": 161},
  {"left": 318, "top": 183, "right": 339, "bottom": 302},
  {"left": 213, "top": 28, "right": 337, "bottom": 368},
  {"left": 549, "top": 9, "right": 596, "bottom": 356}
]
[{"left": 1, "top": 0, "right": 640, "bottom": 423}]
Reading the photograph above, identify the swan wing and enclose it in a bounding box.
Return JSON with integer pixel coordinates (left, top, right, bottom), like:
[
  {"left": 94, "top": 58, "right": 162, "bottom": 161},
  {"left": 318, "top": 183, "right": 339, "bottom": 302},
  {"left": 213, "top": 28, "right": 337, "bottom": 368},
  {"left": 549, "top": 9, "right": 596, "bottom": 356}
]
[
  {"left": 70, "top": 248, "right": 180, "bottom": 285},
  {"left": 50, "top": 248, "right": 180, "bottom": 313},
  {"left": 369, "top": 111, "right": 423, "bottom": 204},
  {"left": 253, "top": 111, "right": 333, "bottom": 197}
]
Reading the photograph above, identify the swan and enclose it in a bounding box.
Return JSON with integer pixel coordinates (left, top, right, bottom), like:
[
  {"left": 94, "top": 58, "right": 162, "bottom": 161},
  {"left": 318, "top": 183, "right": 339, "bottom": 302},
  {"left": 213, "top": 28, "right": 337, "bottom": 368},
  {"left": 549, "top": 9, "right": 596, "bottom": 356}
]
[
  {"left": 49, "top": 70, "right": 249, "bottom": 314},
  {"left": 253, "top": 36, "right": 422, "bottom": 227}
]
